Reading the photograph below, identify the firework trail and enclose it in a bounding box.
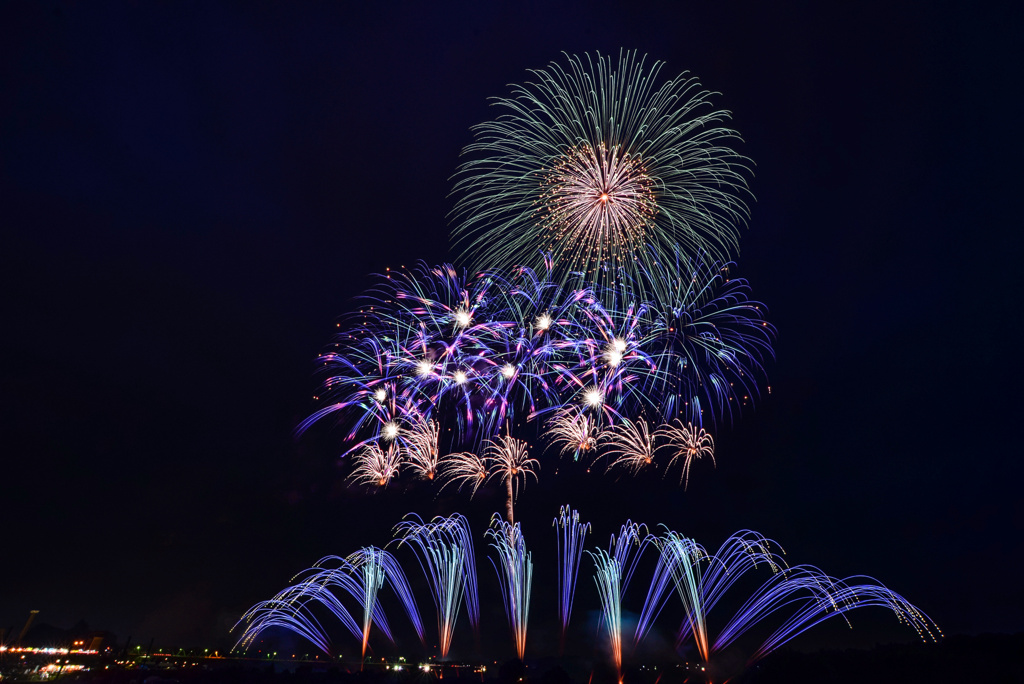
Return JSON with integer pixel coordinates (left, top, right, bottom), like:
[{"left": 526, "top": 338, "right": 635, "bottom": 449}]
[
  {"left": 394, "top": 514, "right": 480, "bottom": 656},
  {"left": 658, "top": 530, "right": 712, "bottom": 661},
  {"left": 632, "top": 528, "right": 940, "bottom": 667},
  {"left": 452, "top": 50, "right": 752, "bottom": 297},
  {"left": 234, "top": 579, "right": 358, "bottom": 655},
  {"left": 715, "top": 566, "right": 942, "bottom": 664},
  {"left": 638, "top": 253, "right": 775, "bottom": 426},
  {"left": 587, "top": 521, "right": 652, "bottom": 679},
  {"left": 351, "top": 548, "right": 385, "bottom": 661},
  {"left": 553, "top": 506, "right": 590, "bottom": 650},
  {"left": 483, "top": 435, "right": 539, "bottom": 525},
  {"left": 486, "top": 515, "right": 533, "bottom": 660}
]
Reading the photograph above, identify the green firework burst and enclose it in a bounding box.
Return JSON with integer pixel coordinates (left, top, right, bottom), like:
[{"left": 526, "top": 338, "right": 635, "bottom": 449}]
[{"left": 451, "top": 50, "right": 753, "bottom": 298}]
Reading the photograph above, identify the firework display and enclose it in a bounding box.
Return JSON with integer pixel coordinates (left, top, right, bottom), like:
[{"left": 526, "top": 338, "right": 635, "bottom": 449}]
[{"left": 234, "top": 50, "right": 941, "bottom": 680}]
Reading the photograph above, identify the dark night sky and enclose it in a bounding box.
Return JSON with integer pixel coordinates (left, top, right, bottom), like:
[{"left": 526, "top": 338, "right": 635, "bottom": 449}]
[{"left": 2, "top": 0, "right": 1022, "bottom": 658}]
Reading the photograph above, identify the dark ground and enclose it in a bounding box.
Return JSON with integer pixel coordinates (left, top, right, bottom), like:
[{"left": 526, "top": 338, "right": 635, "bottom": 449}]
[{"left": 4, "top": 634, "right": 1021, "bottom": 684}]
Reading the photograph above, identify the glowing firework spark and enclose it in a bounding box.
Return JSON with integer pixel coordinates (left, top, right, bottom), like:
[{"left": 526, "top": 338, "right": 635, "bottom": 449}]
[
  {"left": 452, "top": 50, "right": 752, "bottom": 295},
  {"left": 349, "top": 442, "right": 402, "bottom": 487},
  {"left": 483, "top": 435, "right": 539, "bottom": 525},
  {"left": 486, "top": 515, "right": 533, "bottom": 660},
  {"left": 602, "top": 416, "right": 658, "bottom": 475},
  {"left": 553, "top": 506, "right": 590, "bottom": 649},
  {"left": 655, "top": 419, "right": 715, "bottom": 487},
  {"left": 544, "top": 407, "right": 600, "bottom": 461}
]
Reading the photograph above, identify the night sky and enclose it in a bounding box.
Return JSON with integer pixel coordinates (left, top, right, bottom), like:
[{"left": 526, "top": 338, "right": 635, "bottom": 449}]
[{"left": 2, "top": 0, "right": 1021, "bottom": 658}]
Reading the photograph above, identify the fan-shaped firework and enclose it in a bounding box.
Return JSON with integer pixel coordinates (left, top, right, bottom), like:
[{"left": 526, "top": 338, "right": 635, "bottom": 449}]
[
  {"left": 601, "top": 416, "right": 658, "bottom": 475},
  {"left": 439, "top": 450, "right": 490, "bottom": 498},
  {"left": 451, "top": 50, "right": 752, "bottom": 295},
  {"left": 656, "top": 420, "right": 716, "bottom": 488},
  {"left": 349, "top": 442, "right": 402, "bottom": 488},
  {"left": 544, "top": 407, "right": 600, "bottom": 461}
]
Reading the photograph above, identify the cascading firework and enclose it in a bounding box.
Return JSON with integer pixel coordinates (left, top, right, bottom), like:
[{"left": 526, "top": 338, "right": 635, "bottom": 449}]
[
  {"left": 553, "top": 506, "right": 590, "bottom": 650},
  {"left": 586, "top": 521, "right": 651, "bottom": 679},
  {"left": 486, "top": 515, "right": 533, "bottom": 660},
  {"left": 394, "top": 513, "right": 479, "bottom": 657},
  {"left": 234, "top": 547, "right": 423, "bottom": 657}
]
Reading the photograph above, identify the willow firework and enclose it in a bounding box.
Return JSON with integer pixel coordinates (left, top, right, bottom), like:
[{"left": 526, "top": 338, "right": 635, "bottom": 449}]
[{"left": 451, "top": 50, "right": 752, "bottom": 296}]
